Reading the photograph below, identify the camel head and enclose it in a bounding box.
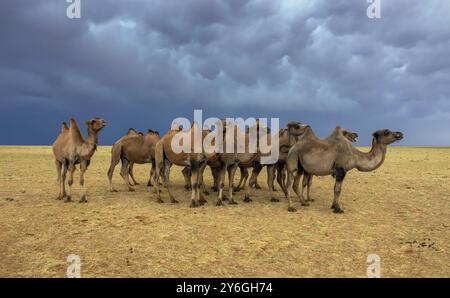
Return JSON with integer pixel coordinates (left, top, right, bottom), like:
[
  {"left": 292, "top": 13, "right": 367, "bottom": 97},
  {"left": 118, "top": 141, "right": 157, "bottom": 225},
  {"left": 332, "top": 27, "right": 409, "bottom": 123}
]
[
  {"left": 372, "top": 129, "right": 404, "bottom": 145},
  {"left": 86, "top": 117, "right": 106, "bottom": 132},
  {"left": 170, "top": 123, "right": 183, "bottom": 131},
  {"left": 342, "top": 130, "right": 358, "bottom": 142},
  {"left": 287, "top": 121, "right": 310, "bottom": 136}
]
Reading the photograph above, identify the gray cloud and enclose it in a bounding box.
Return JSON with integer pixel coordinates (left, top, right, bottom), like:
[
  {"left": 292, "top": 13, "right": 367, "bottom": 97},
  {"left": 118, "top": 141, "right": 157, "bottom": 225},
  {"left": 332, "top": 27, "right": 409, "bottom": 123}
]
[{"left": 0, "top": 0, "right": 449, "bottom": 145}]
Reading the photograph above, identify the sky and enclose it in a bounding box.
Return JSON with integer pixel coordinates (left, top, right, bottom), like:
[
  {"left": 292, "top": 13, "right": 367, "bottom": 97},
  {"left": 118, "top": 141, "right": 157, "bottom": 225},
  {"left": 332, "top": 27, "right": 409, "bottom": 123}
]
[{"left": 1, "top": 0, "right": 449, "bottom": 145}]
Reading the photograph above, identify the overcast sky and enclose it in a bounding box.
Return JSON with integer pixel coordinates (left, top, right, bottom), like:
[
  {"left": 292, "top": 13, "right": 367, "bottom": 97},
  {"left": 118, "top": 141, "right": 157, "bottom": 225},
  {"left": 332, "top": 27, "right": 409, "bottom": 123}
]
[{"left": 1, "top": 0, "right": 449, "bottom": 145}]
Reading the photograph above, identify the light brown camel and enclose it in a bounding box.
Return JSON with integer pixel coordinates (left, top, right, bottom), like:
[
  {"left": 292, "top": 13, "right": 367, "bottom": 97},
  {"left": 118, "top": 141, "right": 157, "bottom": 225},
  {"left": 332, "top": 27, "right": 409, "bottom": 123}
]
[
  {"left": 124, "top": 129, "right": 145, "bottom": 186},
  {"left": 53, "top": 117, "right": 106, "bottom": 203},
  {"left": 209, "top": 120, "right": 258, "bottom": 205},
  {"left": 257, "top": 123, "right": 311, "bottom": 202},
  {"left": 107, "top": 129, "right": 161, "bottom": 192},
  {"left": 107, "top": 128, "right": 142, "bottom": 189},
  {"left": 285, "top": 127, "right": 403, "bottom": 213},
  {"left": 154, "top": 122, "right": 214, "bottom": 207}
]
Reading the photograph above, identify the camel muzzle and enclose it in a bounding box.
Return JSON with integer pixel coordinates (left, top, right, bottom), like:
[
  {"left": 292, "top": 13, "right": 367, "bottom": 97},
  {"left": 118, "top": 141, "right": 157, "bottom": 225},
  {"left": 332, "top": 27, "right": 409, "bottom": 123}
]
[{"left": 395, "top": 132, "right": 404, "bottom": 140}]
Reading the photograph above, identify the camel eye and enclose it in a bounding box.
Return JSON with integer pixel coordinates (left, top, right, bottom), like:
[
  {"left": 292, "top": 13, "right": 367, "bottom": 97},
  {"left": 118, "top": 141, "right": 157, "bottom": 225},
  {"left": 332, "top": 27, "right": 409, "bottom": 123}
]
[{"left": 384, "top": 130, "right": 390, "bottom": 136}]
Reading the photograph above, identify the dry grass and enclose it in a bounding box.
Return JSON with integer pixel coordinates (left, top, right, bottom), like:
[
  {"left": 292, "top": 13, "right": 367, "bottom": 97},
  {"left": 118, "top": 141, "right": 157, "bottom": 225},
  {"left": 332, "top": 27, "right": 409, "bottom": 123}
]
[{"left": 0, "top": 146, "right": 449, "bottom": 277}]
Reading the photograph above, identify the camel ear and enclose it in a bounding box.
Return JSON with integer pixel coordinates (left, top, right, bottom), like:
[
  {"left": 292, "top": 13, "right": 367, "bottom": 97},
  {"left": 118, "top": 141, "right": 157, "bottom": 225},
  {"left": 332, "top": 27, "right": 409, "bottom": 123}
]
[
  {"left": 85, "top": 120, "right": 92, "bottom": 126},
  {"left": 372, "top": 131, "right": 381, "bottom": 142}
]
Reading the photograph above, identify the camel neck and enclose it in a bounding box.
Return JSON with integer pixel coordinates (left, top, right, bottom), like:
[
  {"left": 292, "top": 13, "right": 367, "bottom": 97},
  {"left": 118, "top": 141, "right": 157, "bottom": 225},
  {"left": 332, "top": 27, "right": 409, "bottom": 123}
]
[
  {"left": 86, "top": 128, "right": 99, "bottom": 147},
  {"left": 354, "top": 138, "right": 387, "bottom": 172}
]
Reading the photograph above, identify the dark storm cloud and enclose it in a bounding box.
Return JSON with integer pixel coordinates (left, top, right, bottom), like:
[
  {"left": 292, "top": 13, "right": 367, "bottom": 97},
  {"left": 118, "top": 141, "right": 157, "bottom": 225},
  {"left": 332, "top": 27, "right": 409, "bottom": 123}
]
[{"left": 0, "top": 0, "right": 449, "bottom": 145}]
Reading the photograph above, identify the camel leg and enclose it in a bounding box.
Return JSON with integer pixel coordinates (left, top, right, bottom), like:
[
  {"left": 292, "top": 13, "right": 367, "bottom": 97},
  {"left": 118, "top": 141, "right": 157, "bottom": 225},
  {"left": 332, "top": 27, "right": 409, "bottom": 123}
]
[
  {"left": 201, "top": 177, "right": 209, "bottom": 196},
  {"left": 331, "top": 168, "right": 346, "bottom": 213},
  {"left": 209, "top": 167, "right": 217, "bottom": 192},
  {"left": 215, "top": 166, "right": 227, "bottom": 206},
  {"left": 189, "top": 163, "right": 200, "bottom": 208},
  {"left": 198, "top": 162, "right": 208, "bottom": 204},
  {"left": 182, "top": 166, "right": 192, "bottom": 191},
  {"left": 267, "top": 164, "right": 279, "bottom": 202},
  {"left": 163, "top": 159, "right": 177, "bottom": 203},
  {"left": 243, "top": 174, "right": 255, "bottom": 204},
  {"left": 120, "top": 158, "right": 135, "bottom": 192},
  {"left": 227, "top": 164, "right": 238, "bottom": 204},
  {"left": 292, "top": 171, "right": 309, "bottom": 206},
  {"left": 147, "top": 161, "right": 155, "bottom": 190},
  {"left": 293, "top": 171, "right": 300, "bottom": 197},
  {"left": 55, "top": 160, "right": 66, "bottom": 200},
  {"left": 281, "top": 166, "right": 287, "bottom": 194},
  {"left": 59, "top": 162, "right": 68, "bottom": 201},
  {"left": 305, "top": 174, "right": 314, "bottom": 202},
  {"left": 276, "top": 163, "right": 287, "bottom": 195},
  {"left": 65, "top": 164, "right": 76, "bottom": 203},
  {"left": 153, "top": 158, "right": 164, "bottom": 203},
  {"left": 107, "top": 154, "right": 119, "bottom": 192},
  {"left": 285, "top": 170, "right": 297, "bottom": 212},
  {"left": 249, "top": 163, "right": 263, "bottom": 189},
  {"left": 196, "top": 161, "right": 208, "bottom": 204},
  {"left": 128, "top": 162, "right": 139, "bottom": 186},
  {"left": 79, "top": 160, "right": 88, "bottom": 203},
  {"left": 235, "top": 166, "right": 247, "bottom": 192}
]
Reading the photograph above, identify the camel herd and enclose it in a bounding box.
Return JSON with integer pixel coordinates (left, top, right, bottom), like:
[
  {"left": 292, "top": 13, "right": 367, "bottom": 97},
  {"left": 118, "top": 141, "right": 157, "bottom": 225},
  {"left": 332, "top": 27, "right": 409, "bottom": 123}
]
[{"left": 52, "top": 118, "right": 403, "bottom": 213}]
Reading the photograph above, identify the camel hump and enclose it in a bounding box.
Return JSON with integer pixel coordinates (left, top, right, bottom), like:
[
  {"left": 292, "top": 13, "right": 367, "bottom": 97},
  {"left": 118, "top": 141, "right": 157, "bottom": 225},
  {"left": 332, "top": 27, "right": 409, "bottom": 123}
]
[
  {"left": 69, "top": 118, "right": 78, "bottom": 127},
  {"left": 68, "top": 118, "right": 84, "bottom": 141},
  {"left": 127, "top": 128, "right": 138, "bottom": 135},
  {"left": 61, "top": 122, "right": 69, "bottom": 133},
  {"left": 148, "top": 129, "right": 160, "bottom": 136}
]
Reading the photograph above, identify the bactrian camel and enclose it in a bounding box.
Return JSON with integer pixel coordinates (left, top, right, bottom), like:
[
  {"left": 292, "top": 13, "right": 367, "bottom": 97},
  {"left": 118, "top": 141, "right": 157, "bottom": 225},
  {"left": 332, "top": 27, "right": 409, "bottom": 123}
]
[
  {"left": 52, "top": 118, "right": 106, "bottom": 203},
  {"left": 154, "top": 122, "right": 214, "bottom": 207},
  {"left": 234, "top": 123, "right": 310, "bottom": 197},
  {"left": 108, "top": 128, "right": 141, "bottom": 188},
  {"left": 285, "top": 127, "right": 403, "bottom": 213},
  {"left": 107, "top": 128, "right": 161, "bottom": 192},
  {"left": 292, "top": 129, "right": 359, "bottom": 203}
]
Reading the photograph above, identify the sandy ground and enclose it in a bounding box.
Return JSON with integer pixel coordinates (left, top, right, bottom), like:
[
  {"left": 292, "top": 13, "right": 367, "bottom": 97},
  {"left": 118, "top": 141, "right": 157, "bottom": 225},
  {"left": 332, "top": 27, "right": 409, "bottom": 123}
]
[{"left": 0, "top": 146, "right": 449, "bottom": 277}]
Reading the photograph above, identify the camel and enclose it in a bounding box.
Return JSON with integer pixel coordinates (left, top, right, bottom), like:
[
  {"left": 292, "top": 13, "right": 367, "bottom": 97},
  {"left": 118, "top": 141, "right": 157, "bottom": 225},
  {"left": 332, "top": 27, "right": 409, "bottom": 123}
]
[
  {"left": 154, "top": 122, "right": 214, "bottom": 207},
  {"left": 245, "top": 123, "right": 310, "bottom": 202},
  {"left": 52, "top": 117, "right": 106, "bottom": 203},
  {"left": 169, "top": 120, "right": 309, "bottom": 205},
  {"left": 285, "top": 127, "right": 403, "bottom": 213},
  {"left": 107, "top": 128, "right": 142, "bottom": 189},
  {"left": 292, "top": 129, "right": 359, "bottom": 203},
  {"left": 124, "top": 129, "right": 146, "bottom": 186},
  {"left": 233, "top": 123, "right": 310, "bottom": 197},
  {"left": 206, "top": 119, "right": 260, "bottom": 206},
  {"left": 107, "top": 128, "right": 160, "bottom": 192},
  {"left": 214, "top": 120, "right": 310, "bottom": 205}
]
